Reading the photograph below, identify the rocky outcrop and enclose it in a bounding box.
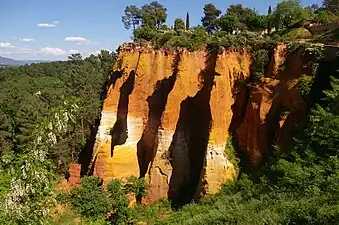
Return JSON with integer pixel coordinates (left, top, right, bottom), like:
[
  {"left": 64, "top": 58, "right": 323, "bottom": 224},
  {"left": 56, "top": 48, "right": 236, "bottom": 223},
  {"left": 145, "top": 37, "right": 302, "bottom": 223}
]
[
  {"left": 81, "top": 42, "right": 312, "bottom": 203},
  {"left": 86, "top": 43, "right": 251, "bottom": 203},
  {"left": 237, "top": 44, "right": 310, "bottom": 165},
  {"left": 67, "top": 163, "right": 81, "bottom": 187}
]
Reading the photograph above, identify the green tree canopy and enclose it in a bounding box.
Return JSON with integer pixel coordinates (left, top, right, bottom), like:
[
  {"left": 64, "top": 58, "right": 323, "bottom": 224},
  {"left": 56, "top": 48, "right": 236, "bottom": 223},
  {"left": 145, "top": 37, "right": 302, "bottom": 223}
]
[
  {"left": 273, "top": 0, "right": 306, "bottom": 29},
  {"left": 218, "top": 4, "right": 266, "bottom": 32},
  {"left": 122, "top": 5, "right": 142, "bottom": 31},
  {"left": 201, "top": 3, "right": 221, "bottom": 33},
  {"left": 218, "top": 14, "right": 239, "bottom": 33},
  {"left": 141, "top": 1, "right": 167, "bottom": 29},
  {"left": 314, "top": 8, "right": 338, "bottom": 23},
  {"left": 174, "top": 18, "right": 185, "bottom": 32}
]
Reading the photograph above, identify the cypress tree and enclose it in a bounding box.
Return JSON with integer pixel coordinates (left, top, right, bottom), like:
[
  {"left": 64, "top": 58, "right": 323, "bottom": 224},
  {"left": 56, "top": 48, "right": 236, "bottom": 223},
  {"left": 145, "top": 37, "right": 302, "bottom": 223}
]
[
  {"left": 267, "top": 5, "right": 272, "bottom": 34},
  {"left": 186, "top": 12, "right": 190, "bottom": 30}
]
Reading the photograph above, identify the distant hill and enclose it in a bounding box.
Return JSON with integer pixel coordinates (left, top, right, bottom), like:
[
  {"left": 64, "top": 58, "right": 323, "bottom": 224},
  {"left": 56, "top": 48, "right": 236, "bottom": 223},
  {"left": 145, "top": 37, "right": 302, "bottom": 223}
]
[
  {"left": 26, "top": 59, "right": 50, "bottom": 64},
  {"left": 0, "top": 56, "right": 50, "bottom": 67},
  {"left": 0, "top": 56, "right": 27, "bottom": 66}
]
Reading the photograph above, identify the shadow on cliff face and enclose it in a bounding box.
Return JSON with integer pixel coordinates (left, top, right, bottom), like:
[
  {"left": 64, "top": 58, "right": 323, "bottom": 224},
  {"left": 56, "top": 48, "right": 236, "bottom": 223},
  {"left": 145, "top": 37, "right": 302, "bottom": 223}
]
[
  {"left": 263, "top": 48, "right": 312, "bottom": 163},
  {"left": 237, "top": 47, "right": 314, "bottom": 171},
  {"left": 78, "top": 118, "right": 101, "bottom": 176},
  {"left": 108, "top": 69, "right": 124, "bottom": 90},
  {"left": 229, "top": 77, "right": 251, "bottom": 133},
  {"left": 137, "top": 53, "right": 181, "bottom": 179},
  {"left": 110, "top": 70, "right": 136, "bottom": 156},
  {"left": 78, "top": 69, "right": 124, "bottom": 176},
  {"left": 168, "top": 51, "right": 219, "bottom": 208},
  {"left": 228, "top": 77, "right": 252, "bottom": 171}
]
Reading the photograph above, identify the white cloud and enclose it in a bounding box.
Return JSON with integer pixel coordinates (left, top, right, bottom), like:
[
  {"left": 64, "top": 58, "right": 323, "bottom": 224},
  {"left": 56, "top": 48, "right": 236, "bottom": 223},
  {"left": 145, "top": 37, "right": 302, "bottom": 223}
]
[
  {"left": 37, "top": 23, "right": 56, "bottom": 27},
  {"left": 64, "top": 36, "right": 90, "bottom": 44},
  {"left": 69, "top": 49, "right": 79, "bottom": 54},
  {"left": 86, "top": 49, "right": 110, "bottom": 57},
  {"left": 20, "top": 38, "right": 34, "bottom": 42},
  {"left": 40, "top": 47, "right": 67, "bottom": 56},
  {"left": 0, "top": 42, "right": 34, "bottom": 57},
  {"left": 0, "top": 41, "right": 109, "bottom": 60},
  {"left": 0, "top": 42, "right": 14, "bottom": 48},
  {"left": 0, "top": 41, "right": 68, "bottom": 60},
  {"left": 87, "top": 50, "right": 102, "bottom": 56},
  {"left": 37, "top": 21, "right": 59, "bottom": 28}
]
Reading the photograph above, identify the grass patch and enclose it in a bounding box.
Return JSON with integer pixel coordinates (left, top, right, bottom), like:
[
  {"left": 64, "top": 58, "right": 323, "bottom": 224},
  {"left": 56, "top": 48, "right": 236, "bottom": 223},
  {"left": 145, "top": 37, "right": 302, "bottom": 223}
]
[{"left": 271, "top": 28, "right": 313, "bottom": 41}]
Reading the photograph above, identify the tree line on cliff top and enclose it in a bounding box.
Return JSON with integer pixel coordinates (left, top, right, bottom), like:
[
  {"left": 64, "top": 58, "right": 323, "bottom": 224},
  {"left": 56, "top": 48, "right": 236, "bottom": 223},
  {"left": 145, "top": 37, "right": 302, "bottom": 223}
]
[{"left": 122, "top": 0, "right": 339, "bottom": 49}]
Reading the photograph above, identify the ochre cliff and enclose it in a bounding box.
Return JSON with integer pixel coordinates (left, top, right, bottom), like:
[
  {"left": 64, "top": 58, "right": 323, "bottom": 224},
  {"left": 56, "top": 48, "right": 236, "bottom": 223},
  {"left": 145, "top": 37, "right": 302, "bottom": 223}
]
[
  {"left": 237, "top": 44, "right": 310, "bottom": 165},
  {"left": 87, "top": 43, "right": 250, "bottom": 203},
  {"left": 80, "top": 43, "right": 310, "bottom": 203}
]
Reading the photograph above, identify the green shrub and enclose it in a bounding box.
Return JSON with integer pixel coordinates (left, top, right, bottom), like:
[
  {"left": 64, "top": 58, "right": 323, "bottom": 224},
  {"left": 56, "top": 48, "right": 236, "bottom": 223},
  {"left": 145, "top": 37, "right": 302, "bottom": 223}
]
[
  {"left": 129, "top": 198, "right": 172, "bottom": 224},
  {"left": 251, "top": 49, "right": 270, "bottom": 81},
  {"left": 299, "top": 74, "right": 314, "bottom": 97},
  {"left": 71, "top": 176, "right": 110, "bottom": 218},
  {"left": 224, "top": 137, "right": 240, "bottom": 176},
  {"left": 154, "top": 26, "right": 209, "bottom": 51},
  {"left": 163, "top": 35, "right": 191, "bottom": 49},
  {"left": 107, "top": 179, "right": 130, "bottom": 224},
  {"left": 123, "top": 176, "right": 149, "bottom": 201},
  {"left": 156, "top": 31, "right": 175, "bottom": 48},
  {"left": 134, "top": 27, "right": 159, "bottom": 42}
]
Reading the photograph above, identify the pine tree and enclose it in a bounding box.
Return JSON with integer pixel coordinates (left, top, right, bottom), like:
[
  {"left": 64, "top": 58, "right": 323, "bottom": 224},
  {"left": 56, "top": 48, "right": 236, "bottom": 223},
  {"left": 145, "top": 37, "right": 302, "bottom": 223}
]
[
  {"left": 186, "top": 12, "right": 190, "bottom": 30},
  {"left": 201, "top": 3, "right": 222, "bottom": 33},
  {"left": 122, "top": 5, "right": 142, "bottom": 31}
]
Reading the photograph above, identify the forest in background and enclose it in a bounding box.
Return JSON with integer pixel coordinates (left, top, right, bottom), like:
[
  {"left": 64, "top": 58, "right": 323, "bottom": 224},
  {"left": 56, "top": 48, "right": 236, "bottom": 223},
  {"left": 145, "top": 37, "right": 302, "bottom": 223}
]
[
  {"left": 0, "top": 51, "right": 117, "bottom": 224},
  {"left": 0, "top": 0, "right": 338, "bottom": 224}
]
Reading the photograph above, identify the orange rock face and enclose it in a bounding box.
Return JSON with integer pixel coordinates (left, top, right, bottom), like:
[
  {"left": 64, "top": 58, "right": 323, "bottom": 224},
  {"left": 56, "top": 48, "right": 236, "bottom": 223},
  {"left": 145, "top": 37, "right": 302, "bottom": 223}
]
[
  {"left": 89, "top": 43, "right": 251, "bottom": 203},
  {"left": 67, "top": 163, "right": 81, "bottom": 187},
  {"left": 237, "top": 44, "right": 309, "bottom": 165},
  {"left": 86, "top": 43, "right": 310, "bottom": 202}
]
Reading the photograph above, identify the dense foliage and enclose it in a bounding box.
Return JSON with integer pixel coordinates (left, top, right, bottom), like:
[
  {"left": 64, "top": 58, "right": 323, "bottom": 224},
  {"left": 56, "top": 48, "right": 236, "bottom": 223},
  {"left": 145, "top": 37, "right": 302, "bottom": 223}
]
[
  {"left": 123, "top": 0, "right": 339, "bottom": 47},
  {"left": 54, "top": 176, "right": 148, "bottom": 224},
  {"left": 0, "top": 51, "right": 115, "bottom": 224}
]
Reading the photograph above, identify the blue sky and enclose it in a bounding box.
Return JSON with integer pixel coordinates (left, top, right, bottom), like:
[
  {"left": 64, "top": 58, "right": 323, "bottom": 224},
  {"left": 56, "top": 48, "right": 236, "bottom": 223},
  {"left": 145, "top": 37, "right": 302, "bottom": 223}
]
[{"left": 0, "top": 0, "right": 320, "bottom": 60}]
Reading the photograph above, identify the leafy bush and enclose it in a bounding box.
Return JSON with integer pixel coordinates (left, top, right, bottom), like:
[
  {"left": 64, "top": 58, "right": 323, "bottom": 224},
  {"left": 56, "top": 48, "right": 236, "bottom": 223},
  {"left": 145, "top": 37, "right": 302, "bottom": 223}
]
[
  {"left": 155, "top": 31, "right": 175, "bottom": 48},
  {"left": 123, "top": 176, "right": 148, "bottom": 199},
  {"left": 299, "top": 74, "right": 314, "bottom": 97},
  {"left": 134, "top": 27, "right": 159, "bottom": 42},
  {"left": 224, "top": 137, "right": 240, "bottom": 176},
  {"left": 71, "top": 176, "right": 110, "bottom": 218},
  {"left": 68, "top": 176, "right": 149, "bottom": 224},
  {"left": 129, "top": 198, "right": 172, "bottom": 224},
  {"left": 250, "top": 49, "right": 270, "bottom": 81},
  {"left": 154, "top": 26, "right": 210, "bottom": 51},
  {"left": 107, "top": 179, "right": 130, "bottom": 224},
  {"left": 271, "top": 28, "right": 313, "bottom": 41}
]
